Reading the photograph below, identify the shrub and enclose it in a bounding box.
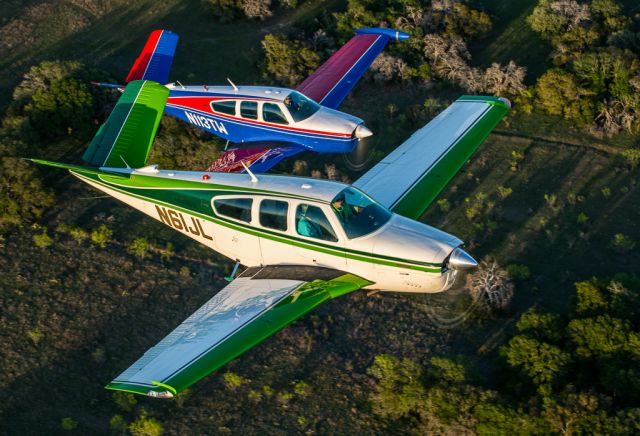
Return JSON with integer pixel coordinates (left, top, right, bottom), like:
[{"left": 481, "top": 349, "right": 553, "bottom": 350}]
[
  {"left": 91, "top": 224, "right": 112, "bottom": 248},
  {"left": 33, "top": 229, "right": 53, "bottom": 248},
  {"left": 129, "top": 410, "right": 163, "bottom": 436},
  {"left": 61, "top": 417, "right": 78, "bottom": 430},
  {"left": 223, "top": 371, "right": 247, "bottom": 389},
  {"left": 610, "top": 233, "right": 635, "bottom": 252},
  {"left": 128, "top": 237, "right": 149, "bottom": 259}
]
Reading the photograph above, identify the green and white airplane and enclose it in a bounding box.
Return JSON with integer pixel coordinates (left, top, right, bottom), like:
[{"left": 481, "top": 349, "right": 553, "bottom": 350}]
[{"left": 31, "top": 80, "right": 509, "bottom": 398}]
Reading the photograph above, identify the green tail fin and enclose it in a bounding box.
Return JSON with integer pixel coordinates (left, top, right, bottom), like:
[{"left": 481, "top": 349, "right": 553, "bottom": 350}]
[{"left": 82, "top": 80, "right": 169, "bottom": 168}]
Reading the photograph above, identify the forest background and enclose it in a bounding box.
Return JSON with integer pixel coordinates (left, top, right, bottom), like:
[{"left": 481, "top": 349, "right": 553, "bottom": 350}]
[{"left": 1, "top": 0, "right": 639, "bottom": 434}]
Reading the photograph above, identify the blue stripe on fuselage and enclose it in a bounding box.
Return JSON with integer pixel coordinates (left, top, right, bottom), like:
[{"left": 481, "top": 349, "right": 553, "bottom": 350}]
[{"left": 165, "top": 103, "right": 358, "bottom": 153}]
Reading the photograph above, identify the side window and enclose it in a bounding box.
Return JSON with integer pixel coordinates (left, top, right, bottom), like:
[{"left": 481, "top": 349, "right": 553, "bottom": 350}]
[
  {"left": 263, "top": 103, "right": 288, "bottom": 124},
  {"left": 295, "top": 204, "right": 338, "bottom": 242},
  {"left": 260, "top": 199, "right": 288, "bottom": 231},
  {"left": 211, "top": 100, "right": 236, "bottom": 116},
  {"left": 214, "top": 198, "right": 252, "bottom": 222},
  {"left": 240, "top": 101, "right": 258, "bottom": 120}
]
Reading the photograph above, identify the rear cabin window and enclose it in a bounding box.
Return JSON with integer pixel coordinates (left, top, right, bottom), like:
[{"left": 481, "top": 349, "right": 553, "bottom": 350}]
[
  {"left": 214, "top": 198, "right": 252, "bottom": 222},
  {"left": 295, "top": 204, "right": 338, "bottom": 242},
  {"left": 260, "top": 199, "right": 288, "bottom": 231},
  {"left": 211, "top": 100, "right": 236, "bottom": 116},
  {"left": 240, "top": 101, "right": 258, "bottom": 119},
  {"left": 263, "top": 103, "right": 288, "bottom": 125}
]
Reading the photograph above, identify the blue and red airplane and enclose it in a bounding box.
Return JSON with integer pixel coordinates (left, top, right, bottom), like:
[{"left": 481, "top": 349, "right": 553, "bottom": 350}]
[{"left": 94, "top": 28, "right": 409, "bottom": 173}]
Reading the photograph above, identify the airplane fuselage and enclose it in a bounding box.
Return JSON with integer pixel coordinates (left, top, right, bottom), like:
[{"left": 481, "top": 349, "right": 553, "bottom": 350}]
[
  {"left": 74, "top": 167, "right": 464, "bottom": 293},
  {"left": 163, "top": 85, "right": 367, "bottom": 153}
]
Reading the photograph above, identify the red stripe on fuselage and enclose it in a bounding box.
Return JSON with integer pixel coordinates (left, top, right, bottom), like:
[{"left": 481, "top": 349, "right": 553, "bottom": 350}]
[
  {"left": 126, "top": 30, "right": 163, "bottom": 83},
  {"left": 296, "top": 34, "right": 379, "bottom": 103},
  {"left": 167, "top": 97, "right": 353, "bottom": 138}
]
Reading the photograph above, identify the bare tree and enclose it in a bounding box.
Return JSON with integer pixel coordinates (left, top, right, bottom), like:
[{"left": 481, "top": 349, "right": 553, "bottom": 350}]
[
  {"left": 395, "top": 5, "right": 427, "bottom": 30},
  {"left": 431, "top": 0, "right": 461, "bottom": 12},
  {"left": 549, "top": 0, "right": 591, "bottom": 28},
  {"left": 324, "top": 164, "right": 339, "bottom": 181},
  {"left": 371, "top": 53, "right": 410, "bottom": 82},
  {"left": 467, "top": 258, "right": 514, "bottom": 314},
  {"left": 483, "top": 61, "right": 527, "bottom": 97},
  {"left": 594, "top": 99, "right": 638, "bottom": 136},
  {"left": 292, "top": 160, "right": 308, "bottom": 175},
  {"left": 241, "top": 0, "right": 272, "bottom": 20}
]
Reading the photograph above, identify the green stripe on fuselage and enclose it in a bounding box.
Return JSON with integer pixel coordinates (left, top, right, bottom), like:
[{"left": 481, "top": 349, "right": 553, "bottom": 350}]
[{"left": 73, "top": 171, "right": 443, "bottom": 273}]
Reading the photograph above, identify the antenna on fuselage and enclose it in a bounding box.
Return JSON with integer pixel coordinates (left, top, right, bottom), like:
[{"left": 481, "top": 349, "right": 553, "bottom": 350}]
[
  {"left": 240, "top": 161, "right": 258, "bottom": 183},
  {"left": 227, "top": 78, "right": 238, "bottom": 92},
  {"left": 119, "top": 155, "right": 131, "bottom": 169}
]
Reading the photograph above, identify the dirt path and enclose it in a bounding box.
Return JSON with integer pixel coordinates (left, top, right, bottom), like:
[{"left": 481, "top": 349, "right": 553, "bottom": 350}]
[{"left": 494, "top": 129, "right": 623, "bottom": 156}]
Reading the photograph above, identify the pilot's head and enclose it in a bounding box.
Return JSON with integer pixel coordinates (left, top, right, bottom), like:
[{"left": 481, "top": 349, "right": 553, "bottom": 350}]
[
  {"left": 284, "top": 96, "right": 292, "bottom": 106},
  {"left": 332, "top": 194, "right": 345, "bottom": 209}
]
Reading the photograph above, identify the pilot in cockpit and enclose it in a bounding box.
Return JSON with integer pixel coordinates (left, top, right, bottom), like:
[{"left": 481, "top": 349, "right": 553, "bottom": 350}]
[{"left": 331, "top": 193, "right": 355, "bottom": 224}]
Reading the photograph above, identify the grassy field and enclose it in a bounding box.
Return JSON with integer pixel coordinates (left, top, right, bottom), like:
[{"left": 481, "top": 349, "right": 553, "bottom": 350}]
[{"left": 2, "top": 0, "right": 640, "bottom": 433}]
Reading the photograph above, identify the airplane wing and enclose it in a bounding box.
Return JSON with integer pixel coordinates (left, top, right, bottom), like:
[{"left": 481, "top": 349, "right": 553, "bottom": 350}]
[
  {"left": 106, "top": 266, "right": 371, "bottom": 397},
  {"left": 296, "top": 28, "right": 409, "bottom": 109},
  {"left": 125, "top": 30, "right": 179, "bottom": 84},
  {"left": 353, "top": 96, "right": 511, "bottom": 220}
]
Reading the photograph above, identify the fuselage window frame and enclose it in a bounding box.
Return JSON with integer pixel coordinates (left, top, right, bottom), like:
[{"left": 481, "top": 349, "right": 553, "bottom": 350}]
[
  {"left": 259, "top": 198, "right": 289, "bottom": 232},
  {"left": 262, "top": 102, "right": 289, "bottom": 125},
  {"left": 211, "top": 100, "right": 237, "bottom": 116},
  {"left": 295, "top": 203, "right": 339, "bottom": 243},
  {"left": 240, "top": 100, "right": 258, "bottom": 120},
  {"left": 212, "top": 196, "right": 254, "bottom": 224}
]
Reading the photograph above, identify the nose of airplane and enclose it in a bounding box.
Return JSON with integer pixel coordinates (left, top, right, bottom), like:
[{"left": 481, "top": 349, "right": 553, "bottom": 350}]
[
  {"left": 448, "top": 247, "right": 478, "bottom": 270},
  {"left": 354, "top": 124, "right": 373, "bottom": 139}
]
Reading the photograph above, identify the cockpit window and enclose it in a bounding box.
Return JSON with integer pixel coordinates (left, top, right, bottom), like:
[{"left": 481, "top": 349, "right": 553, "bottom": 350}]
[
  {"left": 211, "top": 100, "right": 236, "bottom": 116},
  {"left": 330, "top": 188, "right": 391, "bottom": 239},
  {"left": 262, "top": 103, "right": 288, "bottom": 124},
  {"left": 283, "top": 91, "right": 320, "bottom": 122}
]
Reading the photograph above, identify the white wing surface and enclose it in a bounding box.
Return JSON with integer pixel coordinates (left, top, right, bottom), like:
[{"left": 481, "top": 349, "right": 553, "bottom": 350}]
[
  {"left": 354, "top": 96, "right": 510, "bottom": 220},
  {"left": 107, "top": 266, "right": 370, "bottom": 397}
]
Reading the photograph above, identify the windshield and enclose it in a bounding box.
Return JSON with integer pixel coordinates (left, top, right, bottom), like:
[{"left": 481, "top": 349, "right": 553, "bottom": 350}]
[
  {"left": 330, "top": 188, "right": 392, "bottom": 239},
  {"left": 283, "top": 91, "right": 320, "bottom": 122}
]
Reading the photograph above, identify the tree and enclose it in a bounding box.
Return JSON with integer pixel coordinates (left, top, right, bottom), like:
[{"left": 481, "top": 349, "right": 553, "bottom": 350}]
[
  {"left": 370, "top": 53, "right": 410, "bottom": 82},
  {"left": 467, "top": 258, "right": 514, "bottom": 314},
  {"left": 261, "top": 34, "right": 320, "bottom": 87},
  {"left": 12, "top": 60, "right": 83, "bottom": 104},
  {"left": 501, "top": 335, "right": 571, "bottom": 390},
  {"left": 442, "top": 3, "right": 492, "bottom": 39},
  {"left": 367, "top": 354, "right": 426, "bottom": 419},
  {"left": 536, "top": 68, "right": 595, "bottom": 125},
  {"left": 0, "top": 156, "right": 55, "bottom": 227},
  {"left": 241, "top": 0, "right": 272, "bottom": 20},
  {"left": 568, "top": 315, "right": 631, "bottom": 358},
  {"left": 25, "top": 78, "right": 94, "bottom": 139},
  {"left": 129, "top": 410, "right": 163, "bottom": 436},
  {"left": 204, "top": 0, "right": 243, "bottom": 23}
]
